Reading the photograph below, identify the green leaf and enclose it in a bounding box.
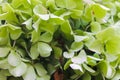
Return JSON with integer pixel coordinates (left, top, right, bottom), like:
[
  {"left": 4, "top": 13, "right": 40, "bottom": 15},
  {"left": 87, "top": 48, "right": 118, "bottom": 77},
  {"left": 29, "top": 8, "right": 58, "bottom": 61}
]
[
  {"left": 90, "top": 22, "right": 101, "bottom": 33},
  {"left": 8, "top": 50, "right": 21, "bottom": 66},
  {"left": 30, "top": 43, "right": 39, "bottom": 60},
  {"left": 0, "top": 58, "right": 12, "bottom": 69},
  {"left": 49, "top": 14, "right": 64, "bottom": 24},
  {"left": 83, "top": 63, "right": 96, "bottom": 73},
  {"left": 39, "top": 32, "right": 53, "bottom": 42},
  {"left": 92, "top": 4, "right": 108, "bottom": 18},
  {"left": 33, "top": 4, "right": 49, "bottom": 20},
  {"left": 112, "top": 69, "right": 120, "bottom": 80},
  {"left": 64, "top": 59, "right": 72, "bottom": 70},
  {"left": 31, "top": 30, "right": 40, "bottom": 42},
  {"left": 38, "top": 42, "right": 52, "bottom": 57},
  {"left": 33, "top": 18, "right": 41, "bottom": 31},
  {"left": 55, "top": 0, "right": 65, "bottom": 8},
  {"left": 74, "top": 35, "right": 88, "bottom": 42},
  {"left": 71, "top": 50, "right": 87, "bottom": 64},
  {"left": 0, "top": 47, "right": 10, "bottom": 57},
  {"left": 9, "top": 29, "right": 22, "bottom": 40},
  {"left": 89, "top": 40, "right": 104, "bottom": 53},
  {"left": 82, "top": 72, "right": 91, "bottom": 80},
  {"left": 23, "top": 18, "right": 32, "bottom": 30},
  {"left": 34, "top": 63, "right": 47, "bottom": 76},
  {"left": 106, "top": 37, "right": 120, "bottom": 54},
  {"left": 0, "top": 27, "right": 9, "bottom": 46},
  {"left": 9, "top": 62, "right": 27, "bottom": 77},
  {"left": 0, "top": 74, "right": 6, "bottom": 80},
  {"left": 65, "top": 0, "right": 76, "bottom": 9},
  {"left": 23, "top": 65, "right": 36, "bottom": 80},
  {"left": 61, "top": 20, "right": 73, "bottom": 34},
  {"left": 8, "top": 24, "right": 22, "bottom": 40},
  {"left": 37, "top": 75, "right": 50, "bottom": 80},
  {"left": 70, "top": 9, "right": 82, "bottom": 19},
  {"left": 53, "top": 46, "right": 62, "bottom": 59},
  {"left": 71, "top": 42, "right": 83, "bottom": 51},
  {"left": 0, "top": 69, "right": 11, "bottom": 76},
  {"left": 98, "top": 61, "right": 115, "bottom": 79},
  {"left": 55, "top": 0, "right": 76, "bottom": 9}
]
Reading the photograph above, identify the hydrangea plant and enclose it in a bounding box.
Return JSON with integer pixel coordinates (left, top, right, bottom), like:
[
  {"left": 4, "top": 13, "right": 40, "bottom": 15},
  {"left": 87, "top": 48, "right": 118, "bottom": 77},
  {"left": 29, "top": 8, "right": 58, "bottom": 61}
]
[{"left": 0, "top": 0, "right": 120, "bottom": 80}]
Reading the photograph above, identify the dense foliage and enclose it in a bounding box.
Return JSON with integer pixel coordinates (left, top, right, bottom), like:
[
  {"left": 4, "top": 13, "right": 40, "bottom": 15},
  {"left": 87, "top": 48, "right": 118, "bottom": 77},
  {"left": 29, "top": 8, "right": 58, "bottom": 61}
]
[{"left": 0, "top": 0, "right": 120, "bottom": 80}]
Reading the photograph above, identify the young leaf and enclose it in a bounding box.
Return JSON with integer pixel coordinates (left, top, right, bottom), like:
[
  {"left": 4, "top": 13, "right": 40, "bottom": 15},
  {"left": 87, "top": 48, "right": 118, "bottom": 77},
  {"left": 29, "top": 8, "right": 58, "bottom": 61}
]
[
  {"left": 70, "top": 63, "right": 83, "bottom": 72},
  {"left": 63, "top": 51, "right": 74, "bottom": 58},
  {"left": 74, "top": 35, "right": 88, "bottom": 42},
  {"left": 22, "top": 18, "right": 32, "bottom": 30},
  {"left": 71, "top": 50, "right": 87, "bottom": 64}
]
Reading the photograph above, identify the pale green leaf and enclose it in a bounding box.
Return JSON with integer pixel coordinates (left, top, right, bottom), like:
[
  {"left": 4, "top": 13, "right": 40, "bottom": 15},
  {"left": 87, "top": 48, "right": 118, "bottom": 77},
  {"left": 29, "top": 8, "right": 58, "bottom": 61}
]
[
  {"left": 63, "top": 51, "right": 74, "bottom": 58},
  {"left": 9, "top": 62, "right": 27, "bottom": 77},
  {"left": 70, "top": 63, "right": 83, "bottom": 72},
  {"left": 22, "top": 18, "right": 32, "bottom": 30},
  {"left": 23, "top": 65, "right": 36, "bottom": 80},
  {"left": 98, "top": 61, "right": 115, "bottom": 79},
  {"left": 8, "top": 51, "right": 21, "bottom": 66},
  {"left": 71, "top": 50, "right": 87, "bottom": 64},
  {"left": 74, "top": 35, "right": 88, "bottom": 42},
  {"left": 112, "top": 70, "right": 120, "bottom": 80},
  {"left": 89, "top": 40, "right": 104, "bottom": 53},
  {"left": 38, "top": 42, "right": 52, "bottom": 57},
  {"left": 0, "top": 47, "right": 10, "bottom": 57},
  {"left": 33, "top": 4, "right": 49, "bottom": 20}
]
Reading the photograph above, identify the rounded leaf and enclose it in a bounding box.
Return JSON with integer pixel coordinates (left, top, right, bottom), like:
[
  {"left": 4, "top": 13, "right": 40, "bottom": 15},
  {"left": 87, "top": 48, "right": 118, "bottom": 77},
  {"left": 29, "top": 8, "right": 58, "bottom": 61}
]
[
  {"left": 38, "top": 42, "right": 52, "bottom": 57},
  {"left": 9, "top": 62, "right": 27, "bottom": 77},
  {"left": 8, "top": 51, "right": 21, "bottom": 66}
]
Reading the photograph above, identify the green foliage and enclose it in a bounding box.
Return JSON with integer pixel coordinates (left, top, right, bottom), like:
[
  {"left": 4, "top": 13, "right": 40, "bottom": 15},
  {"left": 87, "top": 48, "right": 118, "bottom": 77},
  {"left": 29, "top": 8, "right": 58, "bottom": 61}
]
[{"left": 0, "top": 0, "right": 120, "bottom": 80}]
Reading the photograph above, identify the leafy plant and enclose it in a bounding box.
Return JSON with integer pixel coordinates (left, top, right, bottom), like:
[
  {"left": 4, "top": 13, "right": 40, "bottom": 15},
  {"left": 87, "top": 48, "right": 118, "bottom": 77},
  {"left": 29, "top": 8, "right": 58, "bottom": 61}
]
[{"left": 0, "top": 0, "right": 120, "bottom": 80}]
